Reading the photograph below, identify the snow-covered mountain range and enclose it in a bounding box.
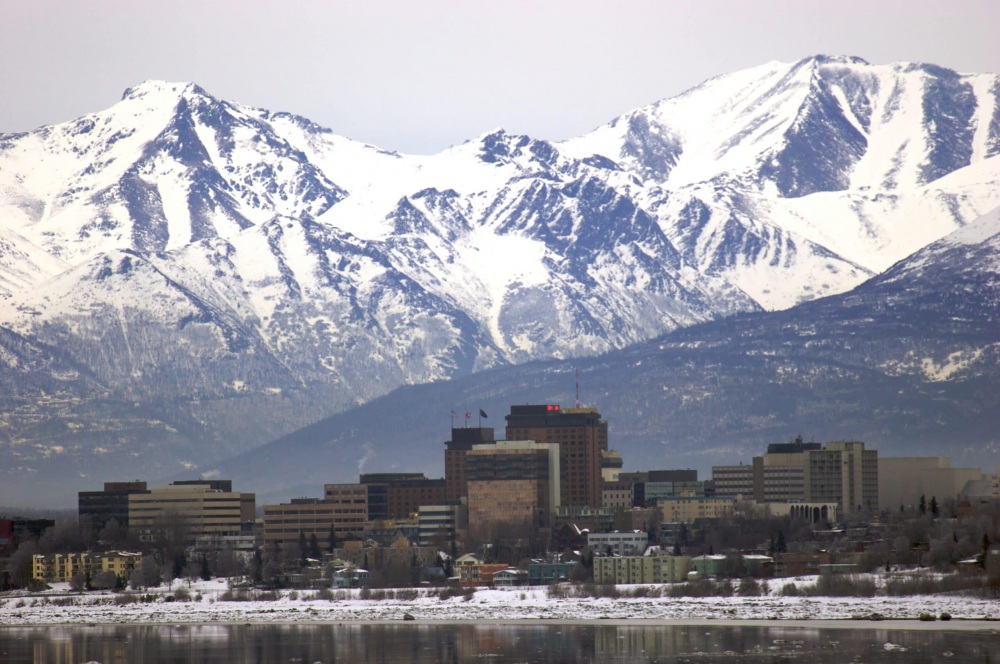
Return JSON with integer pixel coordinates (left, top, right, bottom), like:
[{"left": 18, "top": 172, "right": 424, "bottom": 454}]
[{"left": 1, "top": 55, "right": 999, "bottom": 504}]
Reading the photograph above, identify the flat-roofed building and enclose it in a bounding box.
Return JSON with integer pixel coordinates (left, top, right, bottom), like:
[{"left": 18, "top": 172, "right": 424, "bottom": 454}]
[
  {"left": 712, "top": 462, "right": 805, "bottom": 503},
  {"left": 594, "top": 555, "right": 658, "bottom": 584},
  {"left": 444, "top": 427, "right": 495, "bottom": 503},
  {"left": 657, "top": 496, "right": 736, "bottom": 524},
  {"left": 78, "top": 481, "right": 149, "bottom": 537},
  {"left": 128, "top": 482, "right": 254, "bottom": 543},
  {"left": 879, "top": 457, "right": 984, "bottom": 511},
  {"left": 505, "top": 404, "right": 610, "bottom": 508},
  {"left": 808, "top": 442, "right": 878, "bottom": 513},
  {"left": 602, "top": 481, "right": 633, "bottom": 508},
  {"left": 418, "top": 504, "right": 465, "bottom": 548},
  {"left": 358, "top": 474, "right": 446, "bottom": 521},
  {"left": 262, "top": 497, "right": 368, "bottom": 550},
  {"left": 466, "top": 440, "right": 560, "bottom": 544},
  {"left": 587, "top": 530, "right": 648, "bottom": 556},
  {"left": 716, "top": 438, "right": 878, "bottom": 513}
]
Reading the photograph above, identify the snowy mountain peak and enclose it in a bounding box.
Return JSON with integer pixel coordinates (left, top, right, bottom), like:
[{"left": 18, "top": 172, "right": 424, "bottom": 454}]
[{"left": 119, "top": 80, "right": 217, "bottom": 106}]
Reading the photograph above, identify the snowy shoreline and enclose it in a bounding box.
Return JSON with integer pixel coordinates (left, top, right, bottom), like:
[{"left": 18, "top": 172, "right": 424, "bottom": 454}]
[{"left": 3, "top": 579, "right": 1000, "bottom": 629}]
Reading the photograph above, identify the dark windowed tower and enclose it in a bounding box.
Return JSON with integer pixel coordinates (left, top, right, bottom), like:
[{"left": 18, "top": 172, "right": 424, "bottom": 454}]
[
  {"left": 444, "top": 427, "right": 495, "bottom": 503},
  {"left": 505, "top": 405, "right": 608, "bottom": 508}
]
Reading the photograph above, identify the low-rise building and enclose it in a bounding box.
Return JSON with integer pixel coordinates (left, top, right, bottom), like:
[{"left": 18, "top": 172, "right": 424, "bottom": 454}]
[
  {"left": 263, "top": 496, "right": 366, "bottom": 551},
  {"left": 458, "top": 563, "right": 509, "bottom": 587},
  {"left": 594, "top": 555, "right": 658, "bottom": 584},
  {"left": 32, "top": 551, "right": 142, "bottom": 584},
  {"left": 527, "top": 560, "right": 578, "bottom": 585},
  {"left": 657, "top": 496, "right": 736, "bottom": 523},
  {"left": 587, "top": 531, "right": 648, "bottom": 556},
  {"left": 878, "top": 457, "right": 984, "bottom": 512},
  {"left": 493, "top": 569, "right": 529, "bottom": 587}
]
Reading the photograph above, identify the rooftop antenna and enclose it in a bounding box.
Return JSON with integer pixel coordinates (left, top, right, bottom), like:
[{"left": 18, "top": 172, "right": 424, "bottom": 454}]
[{"left": 575, "top": 369, "right": 581, "bottom": 409}]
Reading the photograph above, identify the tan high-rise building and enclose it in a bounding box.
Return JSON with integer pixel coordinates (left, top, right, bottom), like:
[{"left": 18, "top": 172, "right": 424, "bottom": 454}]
[
  {"left": 505, "top": 404, "right": 609, "bottom": 508},
  {"left": 128, "top": 482, "right": 254, "bottom": 543},
  {"left": 466, "top": 440, "right": 560, "bottom": 543},
  {"left": 807, "top": 441, "right": 878, "bottom": 513}
]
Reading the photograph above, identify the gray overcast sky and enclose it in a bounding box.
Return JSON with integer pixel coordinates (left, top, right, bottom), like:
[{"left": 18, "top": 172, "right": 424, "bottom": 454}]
[{"left": 2, "top": 1, "right": 997, "bottom": 154}]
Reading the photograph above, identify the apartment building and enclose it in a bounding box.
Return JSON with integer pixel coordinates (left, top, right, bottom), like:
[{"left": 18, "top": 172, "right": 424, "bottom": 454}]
[
  {"left": 592, "top": 552, "right": 693, "bottom": 584},
  {"left": 32, "top": 551, "right": 141, "bottom": 584}
]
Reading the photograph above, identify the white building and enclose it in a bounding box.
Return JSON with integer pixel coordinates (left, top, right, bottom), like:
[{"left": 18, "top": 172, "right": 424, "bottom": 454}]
[{"left": 587, "top": 530, "right": 648, "bottom": 556}]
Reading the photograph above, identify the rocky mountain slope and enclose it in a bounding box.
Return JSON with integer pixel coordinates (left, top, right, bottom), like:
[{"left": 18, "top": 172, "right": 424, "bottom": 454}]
[{"left": 1, "top": 56, "right": 998, "bottom": 505}]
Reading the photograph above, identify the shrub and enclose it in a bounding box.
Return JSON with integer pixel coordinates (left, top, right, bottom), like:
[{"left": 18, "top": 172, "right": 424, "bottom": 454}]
[
  {"left": 940, "top": 612, "right": 952, "bottom": 621},
  {"left": 737, "top": 577, "right": 761, "bottom": 597},
  {"left": 807, "top": 575, "right": 876, "bottom": 598},
  {"left": 313, "top": 588, "right": 334, "bottom": 601},
  {"left": 918, "top": 613, "right": 936, "bottom": 621},
  {"left": 546, "top": 584, "right": 567, "bottom": 599},
  {"left": 288, "top": 591, "right": 299, "bottom": 601},
  {"left": 780, "top": 582, "right": 800, "bottom": 597},
  {"left": 219, "top": 589, "right": 280, "bottom": 602}
]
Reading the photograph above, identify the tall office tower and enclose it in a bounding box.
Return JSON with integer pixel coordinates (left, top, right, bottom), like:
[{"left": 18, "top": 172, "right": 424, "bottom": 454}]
[
  {"left": 465, "top": 440, "right": 560, "bottom": 544},
  {"left": 505, "top": 404, "right": 609, "bottom": 508},
  {"left": 808, "top": 441, "right": 878, "bottom": 513},
  {"left": 78, "top": 481, "right": 149, "bottom": 536},
  {"left": 444, "top": 427, "right": 495, "bottom": 503}
]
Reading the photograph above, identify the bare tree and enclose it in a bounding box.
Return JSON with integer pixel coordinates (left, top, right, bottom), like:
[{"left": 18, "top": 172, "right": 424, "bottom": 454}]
[
  {"left": 92, "top": 570, "right": 118, "bottom": 590},
  {"left": 130, "top": 556, "right": 162, "bottom": 590},
  {"left": 8, "top": 541, "right": 38, "bottom": 588}
]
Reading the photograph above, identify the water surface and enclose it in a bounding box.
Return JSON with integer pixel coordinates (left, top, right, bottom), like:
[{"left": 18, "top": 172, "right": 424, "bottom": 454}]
[{"left": 2, "top": 622, "right": 998, "bottom": 663}]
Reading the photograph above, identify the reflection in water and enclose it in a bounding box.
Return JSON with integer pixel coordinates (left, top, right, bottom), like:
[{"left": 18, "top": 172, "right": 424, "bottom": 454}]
[{"left": 1, "top": 622, "right": 998, "bottom": 663}]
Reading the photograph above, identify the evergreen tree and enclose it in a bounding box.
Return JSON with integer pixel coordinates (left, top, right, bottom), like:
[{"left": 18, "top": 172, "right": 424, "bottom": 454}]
[
  {"left": 979, "top": 534, "right": 991, "bottom": 568},
  {"left": 919, "top": 494, "right": 927, "bottom": 514},
  {"left": 173, "top": 550, "right": 188, "bottom": 581},
  {"left": 200, "top": 554, "right": 212, "bottom": 581},
  {"left": 309, "top": 533, "right": 322, "bottom": 560},
  {"left": 299, "top": 531, "right": 308, "bottom": 568},
  {"left": 776, "top": 530, "right": 787, "bottom": 553},
  {"left": 252, "top": 548, "right": 264, "bottom": 584},
  {"left": 673, "top": 540, "right": 682, "bottom": 556},
  {"left": 929, "top": 496, "right": 939, "bottom": 517}
]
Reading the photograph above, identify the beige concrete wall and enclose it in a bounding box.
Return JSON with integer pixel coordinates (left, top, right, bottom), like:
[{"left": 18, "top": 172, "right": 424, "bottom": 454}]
[{"left": 879, "top": 457, "right": 983, "bottom": 511}]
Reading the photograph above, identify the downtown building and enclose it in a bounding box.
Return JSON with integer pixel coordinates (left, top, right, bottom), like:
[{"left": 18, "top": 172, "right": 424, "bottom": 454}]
[
  {"left": 504, "top": 404, "right": 610, "bottom": 508},
  {"left": 711, "top": 438, "right": 879, "bottom": 513},
  {"left": 465, "top": 440, "right": 561, "bottom": 544},
  {"left": 128, "top": 481, "right": 255, "bottom": 543}
]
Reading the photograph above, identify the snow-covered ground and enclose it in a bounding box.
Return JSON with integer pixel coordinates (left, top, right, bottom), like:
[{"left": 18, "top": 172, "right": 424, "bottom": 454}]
[{"left": 2, "top": 577, "right": 999, "bottom": 627}]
